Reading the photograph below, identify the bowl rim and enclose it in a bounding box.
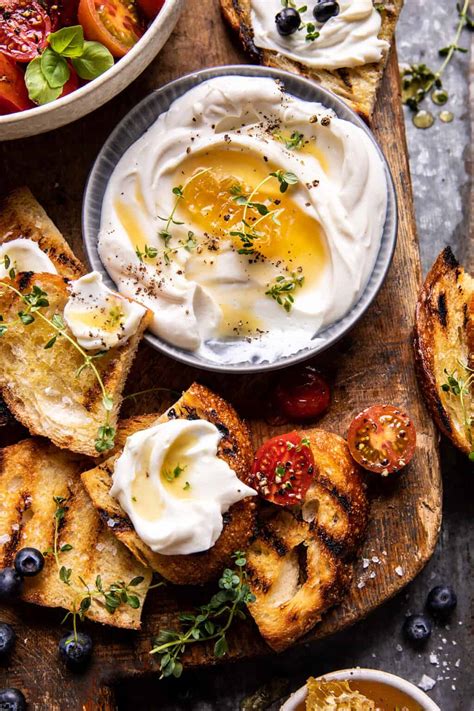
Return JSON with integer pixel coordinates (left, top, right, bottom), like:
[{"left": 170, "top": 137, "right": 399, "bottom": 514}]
[
  {"left": 83, "top": 64, "right": 398, "bottom": 374},
  {"left": 280, "top": 668, "right": 441, "bottom": 711},
  {"left": 0, "top": 0, "right": 183, "bottom": 129}
]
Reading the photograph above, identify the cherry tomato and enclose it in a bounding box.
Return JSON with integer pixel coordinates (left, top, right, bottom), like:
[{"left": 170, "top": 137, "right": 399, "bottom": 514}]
[
  {"left": 0, "top": 0, "right": 51, "bottom": 62},
  {"left": 136, "top": 0, "right": 164, "bottom": 21},
  {"left": 78, "top": 0, "right": 144, "bottom": 57},
  {"left": 273, "top": 366, "right": 330, "bottom": 422},
  {"left": 251, "top": 431, "right": 315, "bottom": 506},
  {"left": 0, "top": 53, "right": 33, "bottom": 114},
  {"left": 60, "top": 64, "right": 79, "bottom": 96},
  {"left": 347, "top": 405, "right": 416, "bottom": 475},
  {"left": 46, "top": 0, "right": 79, "bottom": 30}
]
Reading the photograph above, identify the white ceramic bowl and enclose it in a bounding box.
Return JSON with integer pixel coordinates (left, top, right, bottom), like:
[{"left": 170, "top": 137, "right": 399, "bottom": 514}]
[
  {"left": 0, "top": 0, "right": 185, "bottom": 141},
  {"left": 280, "top": 668, "right": 441, "bottom": 711}
]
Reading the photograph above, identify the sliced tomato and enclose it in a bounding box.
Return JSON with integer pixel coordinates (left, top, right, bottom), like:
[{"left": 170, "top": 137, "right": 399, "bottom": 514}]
[
  {"left": 0, "top": 0, "right": 51, "bottom": 62},
  {"left": 78, "top": 0, "right": 144, "bottom": 57},
  {"left": 136, "top": 0, "right": 164, "bottom": 21},
  {"left": 273, "top": 366, "right": 330, "bottom": 422},
  {"left": 251, "top": 431, "right": 315, "bottom": 506},
  {"left": 0, "top": 53, "right": 33, "bottom": 114},
  {"left": 46, "top": 0, "right": 79, "bottom": 29},
  {"left": 347, "top": 405, "right": 416, "bottom": 475}
]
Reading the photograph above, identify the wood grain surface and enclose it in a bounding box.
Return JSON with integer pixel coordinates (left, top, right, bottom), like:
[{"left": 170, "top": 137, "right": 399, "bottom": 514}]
[{"left": 0, "top": 1, "right": 441, "bottom": 708}]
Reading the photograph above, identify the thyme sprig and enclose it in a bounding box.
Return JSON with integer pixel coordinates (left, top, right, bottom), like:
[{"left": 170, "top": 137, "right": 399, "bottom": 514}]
[
  {"left": 274, "top": 130, "right": 305, "bottom": 150},
  {"left": 150, "top": 552, "right": 255, "bottom": 678},
  {"left": 400, "top": 0, "right": 472, "bottom": 118},
  {"left": 0, "top": 255, "right": 16, "bottom": 281},
  {"left": 155, "top": 169, "right": 210, "bottom": 264},
  {"left": 45, "top": 496, "right": 155, "bottom": 642},
  {"left": 0, "top": 278, "right": 115, "bottom": 453},
  {"left": 229, "top": 171, "right": 298, "bottom": 255},
  {"left": 265, "top": 272, "right": 305, "bottom": 312},
  {"left": 441, "top": 361, "right": 474, "bottom": 460}
]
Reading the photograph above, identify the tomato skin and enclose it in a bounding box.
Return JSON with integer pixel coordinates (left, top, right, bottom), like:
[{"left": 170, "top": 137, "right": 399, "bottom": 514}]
[
  {"left": 0, "top": 53, "right": 33, "bottom": 114},
  {"left": 251, "top": 431, "right": 315, "bottom": 506},
  {"left": 347, "top": 404, "right": 416, "bottom": 475},
  {"left": 136, "top": 0, "right": 164, "bottom": 21},
  {"left": 60, "top": 65, "right": 79, "bottom": 96},
  {"left": 78, "top": 0, "right": 144, "bottom": 57},
  {"left": 0, "top": 0, "right": 51, "bottom": 62},
  {"left": 273, "top": 366, "right": 330, "bottom": 422},
  {"left": 46, "top": 0, "right": 80, "bottom": 30}
]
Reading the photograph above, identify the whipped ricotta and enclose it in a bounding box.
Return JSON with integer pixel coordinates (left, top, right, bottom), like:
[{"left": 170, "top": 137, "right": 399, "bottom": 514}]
[
  {"left": 99, "top": 76, "right": 387, "bottom": 364},
  {"left": 0, "top": 238, "right": 57, "bottom": 278},
  {"left": 63, "top": 271, "right": 147, "bottom": 351},
  {"left": 251, "top": 0, "right": 389, "bottom": 70},
  {"left": 110, "top": 419, "right": 256, "bottom": 555}
]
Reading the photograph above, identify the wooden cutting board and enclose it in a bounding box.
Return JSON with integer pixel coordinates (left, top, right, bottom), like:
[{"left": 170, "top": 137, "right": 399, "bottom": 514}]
[{"left": 0, "top": 1, "right": 441, "bottom": 708}]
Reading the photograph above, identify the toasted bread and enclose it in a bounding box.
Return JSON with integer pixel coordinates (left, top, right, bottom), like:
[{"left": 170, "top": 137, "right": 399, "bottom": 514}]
[
  {"left": 0, "top": 438, "right": 152, "bottom": 629},
  {"left": 0, "top": 272, "right": 152, "bottom": 457},
  {"left": 0, "top": 187, "right": 85, "bottom": 279},
  {"left": 220, "top": 0, "right": 403, "bottom": 121},
  {"left": 246, "top": 430, "right": 368, "bottom": 651},
  {"left": 415, "top": 247, "right": 474, "bottom": 457},
  {"left": 81, "top": 383, "right": 257, "bottom": 585}
]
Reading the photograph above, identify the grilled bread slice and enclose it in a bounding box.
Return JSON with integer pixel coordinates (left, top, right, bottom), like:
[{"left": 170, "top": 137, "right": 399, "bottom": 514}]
[
  {"left": 220, "top": 0, "right": 403, "bottom": 121},
  {"left": 246, "top": 430, "right": 368, "bottom": 651},
  {"left": 0, "top": 187, "right": 85, "bottom": 279},
  {"left": 415, "top": 247, "right": 474, "bottom": 457},
  {"left": 0, "top": 437, "right": 152, "bottom": 629},
  {"left": 0, "top": 272, "right": 152, "bottom": 457},
  {"left": 81, "top": 383, "right": 257, "bottom": 586}
]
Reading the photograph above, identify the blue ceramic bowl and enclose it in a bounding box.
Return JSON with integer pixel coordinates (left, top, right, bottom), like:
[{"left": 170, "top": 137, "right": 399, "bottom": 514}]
[{"left": 83, "top": 65, "right": 397, "bottom": 374}]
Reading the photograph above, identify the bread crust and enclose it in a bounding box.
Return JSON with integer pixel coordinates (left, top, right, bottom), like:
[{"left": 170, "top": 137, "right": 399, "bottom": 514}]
[
  {"left": 220, "top": 0, "right": 403, "bottom": 121},
  {"left": 0, "top": 437, "right": 152, "bottom": 629},
  {"left": 0, "top": 187, "right": 85, "bottom": 279},
  {"left": 246, "top": 429, "right": 368, "bottom": 651},
  {"left": 414, "top": 247, "right": 474, "bottom": 455},
  {"left": 81, "top": 383, "right": 257, "bottom": 585},
  {"left": 0, "top": 272, "right": 152, "bottom": 457}
]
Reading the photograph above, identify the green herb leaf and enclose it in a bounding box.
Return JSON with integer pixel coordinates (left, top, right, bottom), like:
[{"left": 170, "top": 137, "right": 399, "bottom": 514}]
[
  {"left": 60, "top": 543, "right": 73, "bottom": 552},
  {"left": 18, "top": 312, "right": 35, "bottom": 325},
  {"left": 129, "top": 576, "right": 145, "bottom": 587},
  {"left": 40, "top": 48, "right": 70, "bottom": 89},
  {"left": 49, "top": 25, "right": 85, "bottom": 57},
  {"left": 72, "top": 41, "right": 114, "bottom": 81},
  {"left": 44, "top": 335, "right": 57, "bottom": 349},
  {"left": 25, "top": 57, "right": 62, "bottom": 105}
]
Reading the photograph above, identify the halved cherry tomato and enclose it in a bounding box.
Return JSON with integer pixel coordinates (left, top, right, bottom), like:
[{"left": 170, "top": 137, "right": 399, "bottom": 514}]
[
  {"left": 78, "top": 0, "right": 144, "bottom": 57},
  {"left": 347, "top": 405, "right": 416, "bottom": 475},
  {"left": 0, "top": 0, "right": 51, "bottom": 62},
  {"left": 136, "top": 0, "right": 164, "bottom": 21},
  {"left": 60, "top": 64, "right": 79, "bottom": 96},
  {"left": 46, "top": 0, "right": 80, "bottom": 30},
  {"left": 0, "top": 53, "right": 33, "bottom": 114},
  {"left": 251, "top": 431, "right": 315, "bottom": 506},
  {"left": 273, "top": 366, "right": 331, "bottom": 422}
]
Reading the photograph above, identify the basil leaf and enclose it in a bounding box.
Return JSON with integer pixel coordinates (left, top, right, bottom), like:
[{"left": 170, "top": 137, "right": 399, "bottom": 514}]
[
  {"left": 49, "top": 25, "right": 84, "bottom": 57},
  {"left": 40, "top": 48, "right": 70, "bottom": 89},
  {"left": 25, "top": 57, "right": 62, "bottom": 105},
  {"left": 72, "top": 41, "right": 114, "bottom": 81}
]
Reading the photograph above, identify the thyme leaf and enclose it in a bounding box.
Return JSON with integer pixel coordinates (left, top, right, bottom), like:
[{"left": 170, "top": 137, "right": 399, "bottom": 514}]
[{"left": 265, "top": 272, "right": 305, "bottom": 312}]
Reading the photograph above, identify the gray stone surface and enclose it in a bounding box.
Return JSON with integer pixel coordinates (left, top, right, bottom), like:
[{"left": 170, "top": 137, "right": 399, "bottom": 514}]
[{"left": 116, "top": 3, "right": 473, "bottom": 709}]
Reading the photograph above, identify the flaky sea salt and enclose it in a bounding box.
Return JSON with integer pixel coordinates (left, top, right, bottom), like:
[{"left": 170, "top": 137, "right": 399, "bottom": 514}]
[
  {"left": 429, "top": 653, "right": 439, "bottom": 665},
  {"left": 418, "top": 675, "right": 436, "bottom": 691},
  {"left": 362, "top": 558, "right": 370, "bottom": 569},
  {"left": 395, "top": 566, "right": 404, "bottom": 576},
  {"left": 0, "top": 534, "right": 10, "bottom": 545}
]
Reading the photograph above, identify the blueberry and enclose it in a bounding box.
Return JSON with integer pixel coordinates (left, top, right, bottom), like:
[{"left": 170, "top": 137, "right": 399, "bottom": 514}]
[
  {"left": 0, "top": 688, "right": 26, "bottom": 711},
  {"left": 0, "top": 623, "right": 15, "bottom": 657},
  {"left": 59, "top": 631, "right": 93, "bottom": 669},
  {"left": 313, "top": 0, "right": 340, "bottom": 23},
  {"left": 0, "top": 570, "right": 22, "bottom": 601},
  {"left": 14, "top": 548, "right": 44, "bottom": 578},
  {"left": 426, "top": 585, "right": 457, "bottom": 618},
  {"left": 403, "top": 613, "right": 432, "bottom": 645},
  {"left": 275, "top": 8, "right": 301, "bottom": 36}
]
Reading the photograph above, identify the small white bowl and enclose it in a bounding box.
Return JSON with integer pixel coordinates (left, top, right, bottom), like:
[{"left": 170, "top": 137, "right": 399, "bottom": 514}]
[
  {"left": 0, "top": 0, "right": 185, "bottom": 141},
  {"left": 280, "top": 668, "right": 440, "bottom": 711}
]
